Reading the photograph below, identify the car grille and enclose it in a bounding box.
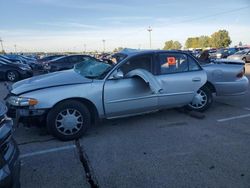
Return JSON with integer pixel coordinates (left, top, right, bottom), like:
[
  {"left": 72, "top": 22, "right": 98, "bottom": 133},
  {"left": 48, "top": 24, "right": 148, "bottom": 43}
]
[
  {"left": 7, "top": 107, "right": 16, "bottom": 118},
  {"left": 0, "top": 132, "right": 11, "bottom": 156}
]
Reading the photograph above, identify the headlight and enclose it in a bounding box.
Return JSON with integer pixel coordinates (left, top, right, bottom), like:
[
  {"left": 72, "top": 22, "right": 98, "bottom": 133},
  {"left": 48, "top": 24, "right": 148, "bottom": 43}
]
[
  {"left": 7, "top": 96, "right": 38, "bottom": 106},
  {"left": 216, "top": 54, "right": 222, "bottom": 58}
]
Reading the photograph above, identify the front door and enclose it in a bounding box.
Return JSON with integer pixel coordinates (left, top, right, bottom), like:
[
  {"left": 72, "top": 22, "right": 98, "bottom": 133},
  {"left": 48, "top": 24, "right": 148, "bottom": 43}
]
[{"left": 103, "top": 54, "right": 158, "bottom": 118}]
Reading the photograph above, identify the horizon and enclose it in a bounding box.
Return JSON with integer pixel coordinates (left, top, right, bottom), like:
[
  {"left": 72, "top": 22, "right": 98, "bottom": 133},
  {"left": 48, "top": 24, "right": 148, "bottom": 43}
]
[{"left": 0, "top": 0, "right": 250, "bottom": 52}]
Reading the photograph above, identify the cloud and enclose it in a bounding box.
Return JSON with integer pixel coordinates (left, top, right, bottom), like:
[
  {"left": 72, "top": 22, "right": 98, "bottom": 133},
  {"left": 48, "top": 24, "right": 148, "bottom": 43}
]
[
  {"left": 21, "top": 0, "right": 134, "bottom": 11},
  {"left": 38, "top": 22, "right": 100, "bottom": 29},
  {"left": 100, "top": 16, "right": 152, "bottom": 21}
]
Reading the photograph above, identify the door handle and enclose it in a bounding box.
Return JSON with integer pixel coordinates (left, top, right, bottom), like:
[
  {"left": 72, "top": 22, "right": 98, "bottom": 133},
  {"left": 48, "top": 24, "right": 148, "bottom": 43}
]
[{"left": 192, "top": 77, "right": 201, "bottom": 82}]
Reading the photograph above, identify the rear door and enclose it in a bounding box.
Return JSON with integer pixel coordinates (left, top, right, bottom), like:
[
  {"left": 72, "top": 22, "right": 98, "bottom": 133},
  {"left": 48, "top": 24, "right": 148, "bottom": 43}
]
[{"left": 155, "top": 52, "right": 207, "bottom": 108}]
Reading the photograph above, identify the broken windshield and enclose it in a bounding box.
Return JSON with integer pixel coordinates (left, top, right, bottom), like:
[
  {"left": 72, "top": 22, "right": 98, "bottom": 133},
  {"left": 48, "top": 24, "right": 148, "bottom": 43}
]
[{"left": 74, "top": 59, "right": 112, "bottom": 79}]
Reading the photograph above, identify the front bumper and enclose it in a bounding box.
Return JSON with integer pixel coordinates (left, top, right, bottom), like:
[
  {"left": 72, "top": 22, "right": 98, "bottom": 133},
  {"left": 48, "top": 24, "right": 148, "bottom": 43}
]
[{"left": 6, "top": 105, "right": 47, "bottom": 126}]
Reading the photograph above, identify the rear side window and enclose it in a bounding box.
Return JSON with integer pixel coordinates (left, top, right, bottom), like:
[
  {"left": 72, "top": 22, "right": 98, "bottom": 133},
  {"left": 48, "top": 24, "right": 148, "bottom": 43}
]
[
  {"left": 159, "top": 53, "right": 188, "bottom": 74},
  {"left": 69, "top": 56, "right": 79, "bottom": 63},
  {"left": 55, "top": 58, "right": 66, "bottom": 63},
  {"left": 159, "top": 53, "right": 201, "bottom": 74}
]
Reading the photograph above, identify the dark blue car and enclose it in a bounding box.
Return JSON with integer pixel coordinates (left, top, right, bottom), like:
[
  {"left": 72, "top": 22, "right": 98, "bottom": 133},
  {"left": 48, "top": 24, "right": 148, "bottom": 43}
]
[{"left": 0, "top": 102, "right": 20, "bottom": 188}]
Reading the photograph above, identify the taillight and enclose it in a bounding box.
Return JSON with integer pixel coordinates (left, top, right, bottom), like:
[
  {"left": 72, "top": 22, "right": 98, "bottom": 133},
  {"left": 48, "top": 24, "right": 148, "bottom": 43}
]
[{"left": 236, "top": 70, "right": 244, "bottom": 78}]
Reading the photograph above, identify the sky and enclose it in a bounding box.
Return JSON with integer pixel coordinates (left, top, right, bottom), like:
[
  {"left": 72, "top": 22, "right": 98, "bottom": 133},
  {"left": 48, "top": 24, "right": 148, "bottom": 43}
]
[{"left": 0, "top": 0, "right": 250, "bottom": 52}]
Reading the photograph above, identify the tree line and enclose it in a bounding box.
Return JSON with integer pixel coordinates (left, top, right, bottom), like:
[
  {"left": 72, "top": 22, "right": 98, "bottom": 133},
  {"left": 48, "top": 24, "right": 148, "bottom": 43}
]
[{"left": 163, "top": 29, "right": 232, "bottom": 50}]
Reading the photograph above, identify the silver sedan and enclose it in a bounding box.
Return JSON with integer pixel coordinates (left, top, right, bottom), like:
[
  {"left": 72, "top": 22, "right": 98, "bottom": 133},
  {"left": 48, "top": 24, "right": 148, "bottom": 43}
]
[{"left": 5, "top": 50, "right": 249, "bottom": 140}]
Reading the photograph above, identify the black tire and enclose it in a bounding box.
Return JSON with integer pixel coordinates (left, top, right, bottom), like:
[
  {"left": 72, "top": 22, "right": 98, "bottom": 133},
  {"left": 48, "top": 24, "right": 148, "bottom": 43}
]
[
  {"left": 46, "top": 100, "right": 91, "bottom": 141},
  {"left": 6, "top": 70, "right": 19, "bottom": 82},
  {"left": 186, "top": 86, "right": 213, "bottom": 112}
]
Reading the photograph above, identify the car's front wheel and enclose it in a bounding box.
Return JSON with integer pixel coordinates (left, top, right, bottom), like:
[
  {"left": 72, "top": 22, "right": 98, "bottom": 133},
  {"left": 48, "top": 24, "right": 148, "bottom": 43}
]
[
  {"left": 47, "top": 100, "right": 90, "bottom": 141},
  {"left": 6, "top": 70, "right": 19, "bottom": 82},
  {"left": 186, "top": 86, "right": 213, "bottom": 112}
]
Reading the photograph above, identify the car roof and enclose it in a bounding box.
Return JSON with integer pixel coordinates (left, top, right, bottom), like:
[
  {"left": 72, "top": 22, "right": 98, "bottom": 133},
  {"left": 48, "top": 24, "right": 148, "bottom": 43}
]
[{"left": 117, "top": 48, "right": 186, "bottom": 57}]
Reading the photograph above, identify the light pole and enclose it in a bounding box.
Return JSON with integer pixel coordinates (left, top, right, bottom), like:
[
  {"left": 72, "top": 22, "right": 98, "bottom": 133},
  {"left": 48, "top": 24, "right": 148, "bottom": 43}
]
[
  {"left": 0, "top": 38, "right": 4, "bottom": 52},
  {"left": 102, "top": 39, "right": 106, "bottom": 52},
  {"left": 147, "top": 26, "right": 152, "bottom": 49}
]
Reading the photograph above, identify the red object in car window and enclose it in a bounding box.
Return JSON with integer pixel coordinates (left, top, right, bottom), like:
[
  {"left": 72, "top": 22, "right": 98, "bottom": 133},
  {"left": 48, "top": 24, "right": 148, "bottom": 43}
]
[{"left": 167, "top": 57, "right": 176, "bottom": 65}]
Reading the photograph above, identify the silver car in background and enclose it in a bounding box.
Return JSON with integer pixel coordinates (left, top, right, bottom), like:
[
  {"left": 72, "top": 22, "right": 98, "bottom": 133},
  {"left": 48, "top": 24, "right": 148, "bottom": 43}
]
[
  {"left": 5, "top": 50, "right": 249, "bottom": 140},
  {"left": 227, "top": 49, "right": 250, "bottom": 63}
]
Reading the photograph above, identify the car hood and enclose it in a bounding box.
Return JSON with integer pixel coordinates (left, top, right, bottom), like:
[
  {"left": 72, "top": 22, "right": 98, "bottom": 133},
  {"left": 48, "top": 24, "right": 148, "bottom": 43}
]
[{"left": 11, "top": 69, "right": 92, "bottom": 95}]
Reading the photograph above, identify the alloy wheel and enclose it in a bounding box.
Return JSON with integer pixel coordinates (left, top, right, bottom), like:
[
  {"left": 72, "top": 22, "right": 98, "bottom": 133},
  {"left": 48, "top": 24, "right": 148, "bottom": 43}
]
[{"left": 55, "top": 109, "right": 84, "bottom": 135}]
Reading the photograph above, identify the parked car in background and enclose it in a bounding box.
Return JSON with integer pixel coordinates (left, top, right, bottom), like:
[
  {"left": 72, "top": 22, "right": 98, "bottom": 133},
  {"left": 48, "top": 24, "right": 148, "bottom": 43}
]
[
  {"left": 0, "top": 59, "right": 33, "bottom": 81},
  {"left": 37, "top": 55, "right": 64, "bottom": 64},
  {"left": 0, "top": 102, "right": 20, "bottom": 188},
  {"left": 43, "top": 54, "right": 98, "bottom": 72},
  {"left": 5, "top": 54, "right": 40, "bottom": 71},
  {"left": 0, "top": 55, "right": 24, "bottom": 65},
  {"left": 210, "top": 48, "right": 238, "bottom": 59},
  {"left": 5, "top": 49, "right": 248, "bottom": 140},
  {"left": 227, "top": 49, "right": 250, "bottom": 63}
]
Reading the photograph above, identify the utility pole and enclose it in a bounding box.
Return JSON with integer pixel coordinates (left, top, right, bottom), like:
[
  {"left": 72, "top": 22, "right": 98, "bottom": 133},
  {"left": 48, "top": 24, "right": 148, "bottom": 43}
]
[
  {"left": 0, "top": 38, "right": 4, "bottom": 53},
  {"left": 147, "top": 26, "right": 152, "bottom": 49},
  {"left": 102, "top": 39, "right": 106, "bottom": 53}
]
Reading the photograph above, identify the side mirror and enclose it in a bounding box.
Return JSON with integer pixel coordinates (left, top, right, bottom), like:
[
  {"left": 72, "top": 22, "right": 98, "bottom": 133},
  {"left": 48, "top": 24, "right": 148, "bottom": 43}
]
[{"left": 112, "top": 70, "right": 124, "bottom": 79}]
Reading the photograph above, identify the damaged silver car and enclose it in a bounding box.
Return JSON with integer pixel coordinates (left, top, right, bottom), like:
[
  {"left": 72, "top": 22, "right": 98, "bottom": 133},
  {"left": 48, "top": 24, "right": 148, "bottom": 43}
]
[{"left": 5, "top": 50, "right": 248, "bottom": 140}]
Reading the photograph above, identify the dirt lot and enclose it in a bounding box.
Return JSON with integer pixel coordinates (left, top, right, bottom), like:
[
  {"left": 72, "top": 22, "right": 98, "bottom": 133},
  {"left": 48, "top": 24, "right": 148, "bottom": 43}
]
[{"left": 1, "top": 65, "right": 250, "bottom": 188}]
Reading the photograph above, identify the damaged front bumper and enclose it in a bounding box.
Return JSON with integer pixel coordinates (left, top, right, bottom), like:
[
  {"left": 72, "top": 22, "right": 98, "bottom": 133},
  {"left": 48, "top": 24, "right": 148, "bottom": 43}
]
[{"left": 6, "top": 105, "right": 48, "bottom": 127}]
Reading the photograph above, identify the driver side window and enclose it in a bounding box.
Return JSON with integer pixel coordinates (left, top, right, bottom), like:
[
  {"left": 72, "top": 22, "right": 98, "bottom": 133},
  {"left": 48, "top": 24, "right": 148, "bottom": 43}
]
[{"left": 119, "top": 55, "right": 153, "bottom": 76}]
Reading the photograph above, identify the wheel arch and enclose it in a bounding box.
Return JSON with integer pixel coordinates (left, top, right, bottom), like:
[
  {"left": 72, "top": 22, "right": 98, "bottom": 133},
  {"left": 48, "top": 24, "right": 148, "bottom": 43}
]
[
  {"left": 50, "top": 97, "right": 100, "bottom": 126},
  {"left": 5, "top": 70, "right": 20, "bottom": 81},
  {"left": 203, "top": 81, "right": 216, "bottom": 94}
]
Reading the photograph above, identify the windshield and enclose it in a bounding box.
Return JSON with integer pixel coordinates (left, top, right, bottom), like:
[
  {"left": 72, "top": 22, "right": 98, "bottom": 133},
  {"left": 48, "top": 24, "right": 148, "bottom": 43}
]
[{"left": 74, "top": 59, "right": 112, "bottom": 79}]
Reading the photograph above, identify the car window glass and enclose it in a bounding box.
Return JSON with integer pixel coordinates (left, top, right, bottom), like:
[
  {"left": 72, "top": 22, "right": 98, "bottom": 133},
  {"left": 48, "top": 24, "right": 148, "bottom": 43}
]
[
  {"left": 56, "top": 58, "right": 65, "bottom": 63},
  {"left": 81, "top": 56, "right": 91, "bottom": 61},
  {"left": 188, "top": 57, "right": 201, "bottom": 71},
  {"left": 159, "top": 53, "right": 188, "bottom": 74},
  {"left": 119, "top": 55, "right": 153, "bottom": 75},
  {"left": 69, "top": 56, "right": 79, "bottom": 63}
]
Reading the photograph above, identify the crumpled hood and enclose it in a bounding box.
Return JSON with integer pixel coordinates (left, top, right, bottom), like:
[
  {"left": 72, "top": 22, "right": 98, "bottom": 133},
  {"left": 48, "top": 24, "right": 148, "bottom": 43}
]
[{"left": 11, "top": 69, "right": 92, "bottom": 95}]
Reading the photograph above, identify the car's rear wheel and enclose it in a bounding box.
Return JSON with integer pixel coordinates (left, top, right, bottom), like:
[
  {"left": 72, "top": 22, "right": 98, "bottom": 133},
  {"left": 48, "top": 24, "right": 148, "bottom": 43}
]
[
  {"left": 186, "top": 86, "right": 213, "bottom": 112},
  {"left": 6, "top": 70, "right": 19, "bottom": 82},
  {"left": 47, "top": 100, "right": 90, "bottom": 141}
]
